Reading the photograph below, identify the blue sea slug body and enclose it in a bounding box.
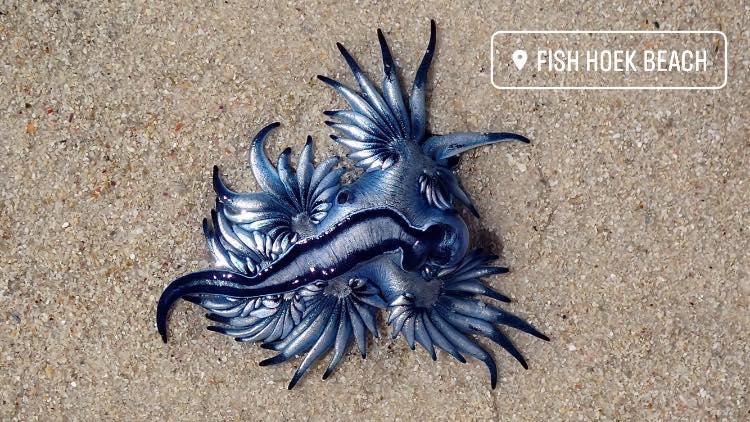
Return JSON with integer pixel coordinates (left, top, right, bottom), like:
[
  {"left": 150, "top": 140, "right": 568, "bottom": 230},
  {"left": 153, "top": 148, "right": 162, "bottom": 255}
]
[{"left": 157, "top": 21, "right": 547, "bottom": 389}]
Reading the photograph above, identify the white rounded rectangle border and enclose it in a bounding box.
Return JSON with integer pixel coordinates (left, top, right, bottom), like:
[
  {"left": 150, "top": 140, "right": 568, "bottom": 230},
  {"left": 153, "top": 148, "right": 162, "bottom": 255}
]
[{"left": 490, "top": 30, "right": 728, "bottom": 90}]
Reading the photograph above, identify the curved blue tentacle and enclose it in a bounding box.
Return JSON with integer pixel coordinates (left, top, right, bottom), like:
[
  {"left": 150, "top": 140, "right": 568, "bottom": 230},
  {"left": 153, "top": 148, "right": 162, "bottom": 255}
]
[
  {"left": 256, "top": 277, "right": 384, "bottom": 388},
  {"left": 276, "top": 148, "right": 302, "bottom": 212},
  {"left": 264, "top": 290, "right": 331, "bottom": 352},
  {"left": 430, "top": 310, "right": 498, "bottom": 389},
  {"left": 209, "top": 125, "right": 346, "bottom": 276},
  {"left": 249, "top": 122, "right": 286, "bottom": 195},
  {"left": 377, "top": 29, "right": 410, "bottom": 138},
  {"left": 384, "top": 249, "right": 548, "bottom": 388},
  {"left": 409, "top": 20, "right": 436, "bottom": 142},
  {"left": 421, "top": 311, "right": 466, "bottom": 363},
  {"left": 436, "top": 303, "right": 527, "bottom": 369},
  {"left": 203, "top": 292, "right": 306, "bottom": 344},
  {"left": 335, "top": 43, "right": 399, "bottom": 138},
  {"left": 287, "top": 304, "right": 341, "bottom": 389},
  {"left": 259, "top": 298, "right": 335, "bottom": 367},
  {"left": 438, "top": 295, "right": 548, "bottom": 341},
  {"left": 296, "top": 137, "right": 314, "bottom": 205},
  {"left": 423, "top": 132, "right": 531, "bottom": 162},
  {"left": 318, "top": 75, "right": 386, "bottom": 131},
  {"left": 202, "top": 218, "right": 235, "bottom": 270},
  {"left": 414, "top": 315, "right": 437, "bottom": 360},
  {"left": 346, "top": 300, "right": 370, "bottom": 357},
  {"left": 419, "top": 167, "right": 481, "bottom": 217},
  {"left": 323, "top": 305, "right": 353, "bottom": 379},
  {"left": 213, "top": 166, "right": 283, "bottom": 212},
  {"left": 323, "top": 110, "right": 383, "bottom": 139}
]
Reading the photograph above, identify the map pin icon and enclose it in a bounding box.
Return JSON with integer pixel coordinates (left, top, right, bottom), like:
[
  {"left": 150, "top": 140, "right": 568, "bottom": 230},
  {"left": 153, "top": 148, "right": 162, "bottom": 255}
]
[{"left": 512, "top": 50, "right": 528, "bottom": 70}]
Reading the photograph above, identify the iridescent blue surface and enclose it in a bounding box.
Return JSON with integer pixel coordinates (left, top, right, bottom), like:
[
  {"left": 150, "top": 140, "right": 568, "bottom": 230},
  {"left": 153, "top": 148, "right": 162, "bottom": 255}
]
[{"left": 157, "top": 21, "right": 547, "bottom": 389}]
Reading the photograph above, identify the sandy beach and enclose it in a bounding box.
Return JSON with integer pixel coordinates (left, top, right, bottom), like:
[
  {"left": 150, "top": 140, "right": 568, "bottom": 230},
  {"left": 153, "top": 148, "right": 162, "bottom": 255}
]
[{"left": 1, "top": 1, "right": 747, "bottom": 420}]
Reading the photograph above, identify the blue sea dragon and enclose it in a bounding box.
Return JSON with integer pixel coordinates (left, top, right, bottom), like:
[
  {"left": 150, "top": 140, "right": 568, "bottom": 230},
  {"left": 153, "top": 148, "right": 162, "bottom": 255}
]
[{"left": 156, "top": 21, "right": 548, "bottom": 389}]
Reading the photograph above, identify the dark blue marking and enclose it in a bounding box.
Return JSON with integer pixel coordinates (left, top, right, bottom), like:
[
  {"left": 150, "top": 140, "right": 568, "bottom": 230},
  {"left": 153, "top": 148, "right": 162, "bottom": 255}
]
[{"left": 157, "top": 207, "right": 444, "bottom": 342}]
